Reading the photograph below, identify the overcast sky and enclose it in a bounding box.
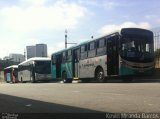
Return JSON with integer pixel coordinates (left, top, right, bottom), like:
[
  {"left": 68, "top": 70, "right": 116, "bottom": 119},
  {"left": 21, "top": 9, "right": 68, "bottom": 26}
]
[{"left": 0, "top": 0, "right": 160, "bottom": 58}]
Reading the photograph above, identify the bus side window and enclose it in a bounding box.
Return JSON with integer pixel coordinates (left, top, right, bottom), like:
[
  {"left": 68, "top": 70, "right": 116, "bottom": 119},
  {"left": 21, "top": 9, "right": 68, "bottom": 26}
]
[
  {"left": 67, "top": 50, "right": 72, "bottom": 61},
  {"left": 62, "top": 52, "right": 66, "bottom": 63},
  {"left": 51, "top": 55, "right": 56, "bottom": 64},
  {"left": 96, "top": 38, "right": 106, "bottom": 56},
  {"left": 74, "top": 48, "right": 80, "bottom": 62},
  {"left": 80, "top": 45, "right": 87, "bottom": 60},
  {"left": 88, "top": 42, "right": 96, "bottom": 58}
]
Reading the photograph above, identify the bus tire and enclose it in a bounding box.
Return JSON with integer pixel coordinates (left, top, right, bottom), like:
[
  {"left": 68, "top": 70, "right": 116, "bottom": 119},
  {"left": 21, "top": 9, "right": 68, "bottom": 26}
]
[
  {"left": 62, "top": 71, "right": 72, "bottom": 83},
  {"left": 31, "top": 77, "right": 35, "bottom": 83},
  {"left": 62, "top": 71, "right": 67, "bottom": 83},
  {"left": 95, "top": 67, "right": 105, "bottom": 83},
  {"left": 67, "top": 79, "right": 72, "bottom": 83}
]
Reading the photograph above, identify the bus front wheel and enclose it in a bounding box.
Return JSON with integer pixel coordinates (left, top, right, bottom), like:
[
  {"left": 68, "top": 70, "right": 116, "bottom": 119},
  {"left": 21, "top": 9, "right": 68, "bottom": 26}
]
[
  {"left": 95, "top": 68, "right": 105, "bottom": 83},
  {"left": 62, "top": 71, "right": 67, "bottom": 83},
  {"left": 62, "top": 71, "right": 72, "bottom": 83}
]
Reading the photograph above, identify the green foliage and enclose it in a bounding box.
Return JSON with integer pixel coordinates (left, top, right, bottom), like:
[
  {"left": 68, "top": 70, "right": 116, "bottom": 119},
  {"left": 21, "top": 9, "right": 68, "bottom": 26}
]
[{"left": 155, "top": 49, "right": 160, "bottom": 58}]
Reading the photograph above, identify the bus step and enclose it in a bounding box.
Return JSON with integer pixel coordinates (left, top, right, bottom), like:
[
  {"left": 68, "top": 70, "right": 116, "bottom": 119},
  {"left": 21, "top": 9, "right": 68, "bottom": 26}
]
[{"left": 73, "top": 77, "right": 79, "bottom": 80}]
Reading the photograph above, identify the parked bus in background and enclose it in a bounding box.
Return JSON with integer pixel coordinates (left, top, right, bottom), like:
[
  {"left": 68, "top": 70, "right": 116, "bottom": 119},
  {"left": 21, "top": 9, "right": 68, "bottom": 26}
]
[
  {"left": 51, "top": 28, "right": 155, "bottom": 83},
  {"left": 51, "top": 47, "right": 75, "bottom": 83},
  {"left": 4, "top": 65, "right": 18, "bottom": 83},
  {"left": 18, "top": 57, "right": 52, "bottom": 83}
]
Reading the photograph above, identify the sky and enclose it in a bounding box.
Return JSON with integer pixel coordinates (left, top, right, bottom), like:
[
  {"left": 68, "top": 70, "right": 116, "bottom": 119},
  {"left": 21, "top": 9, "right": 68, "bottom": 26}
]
[{"left": 0, "top": 0, "right": 160, "bottom": 59}]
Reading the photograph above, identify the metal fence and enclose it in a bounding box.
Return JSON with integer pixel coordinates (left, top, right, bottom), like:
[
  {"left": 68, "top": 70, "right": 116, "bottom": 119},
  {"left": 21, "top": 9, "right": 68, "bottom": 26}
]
[{"left": 154, "top": 32, "right": 160, "bottom": 68}]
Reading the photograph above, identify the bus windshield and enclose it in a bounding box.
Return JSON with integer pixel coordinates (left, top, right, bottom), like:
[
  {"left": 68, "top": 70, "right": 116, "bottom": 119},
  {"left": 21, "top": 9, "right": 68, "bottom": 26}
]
[
  {"left": 120, "top": 36, "right": 154, "bottom": 62},
  {"left": 35, "top": 61, "right": 51, "bottom": 74}
]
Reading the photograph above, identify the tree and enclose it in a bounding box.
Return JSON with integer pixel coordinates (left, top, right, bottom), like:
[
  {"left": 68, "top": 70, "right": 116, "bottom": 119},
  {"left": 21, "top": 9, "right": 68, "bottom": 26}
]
[{"left": 155, "top": 48, "right": 160, "bottom": 58}]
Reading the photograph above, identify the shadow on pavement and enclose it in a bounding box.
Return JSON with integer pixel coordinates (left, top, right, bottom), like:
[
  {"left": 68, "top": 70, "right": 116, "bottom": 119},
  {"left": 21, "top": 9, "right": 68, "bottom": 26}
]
[
  {"left": 105, "top": 75, "right": 160, "bottom": 83},
  {"left": 76, "top": 68, "right": 160, "bottom": 84},
  {"left": 79, "top": 76, "right": 160, "bottom": 83},
  {"left": 0, "top": 93, "right": 106, "bottom": 119}
]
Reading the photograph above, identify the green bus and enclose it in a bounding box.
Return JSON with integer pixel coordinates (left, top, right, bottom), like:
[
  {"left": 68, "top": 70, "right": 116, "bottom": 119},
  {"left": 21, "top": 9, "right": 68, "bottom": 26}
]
[{"left": 51, "top": 28, "right": 155, "bottom": 83}]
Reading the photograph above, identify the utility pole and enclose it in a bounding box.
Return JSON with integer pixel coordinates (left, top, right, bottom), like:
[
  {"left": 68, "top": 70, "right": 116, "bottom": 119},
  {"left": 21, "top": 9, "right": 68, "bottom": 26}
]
[
  {"left": 65, "top": 29, "right": 77, "bottom": 49},
  {"left": 65, "top": 29, "right": 67, "bottom": 48}
]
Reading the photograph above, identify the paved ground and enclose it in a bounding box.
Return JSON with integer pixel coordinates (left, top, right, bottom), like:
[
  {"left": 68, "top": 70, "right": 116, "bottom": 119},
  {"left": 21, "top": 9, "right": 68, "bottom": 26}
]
[{"left": 0, "top": 78, "right": 160, "bottom": 114}]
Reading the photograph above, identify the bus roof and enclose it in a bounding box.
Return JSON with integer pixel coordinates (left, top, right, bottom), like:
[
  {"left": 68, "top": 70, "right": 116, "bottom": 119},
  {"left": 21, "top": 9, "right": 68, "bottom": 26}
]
[
  {"left": 121, "top": 28, "right": 153, "bottom": 36},
  {"left": 51, "top": 28, "right": 153, "bottom": 57},
  {"left": 51, "top": 44, "right": 78, "bottom": 56},
  {"left": 51, "top": 33, "right": 120, "bottom": 56},
  {"left": 18, "top": 57, "right": 51, "bottom": 66},
  {"left": 4, "top": 65, "right": 18, "bottom": 70}
]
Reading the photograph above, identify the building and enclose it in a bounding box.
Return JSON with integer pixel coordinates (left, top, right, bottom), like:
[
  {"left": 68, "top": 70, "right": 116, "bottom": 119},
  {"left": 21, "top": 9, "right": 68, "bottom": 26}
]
[
  {"left": 2, "top": 54, "right": 24, "bottom": 69},
  {"left": 152, "top": 27, "right": 160, "bottom": 68},
  {"left": 26, "top": 45, "right": 36, "bottom": 59},
  {"left": 152, "top": 27, "right": 160, "bottom": 50},
  {"left": 36, "top": 44, "right": 47, "bottom": 57},
  {"left": 26, "top": 44, "right": 47, "bottom": 59},
  {"left": 3, "top": 56, "right": 10, "bottom": 60},
  {"left": 9, "top": 54, "right": 25, "bottom": 63}
]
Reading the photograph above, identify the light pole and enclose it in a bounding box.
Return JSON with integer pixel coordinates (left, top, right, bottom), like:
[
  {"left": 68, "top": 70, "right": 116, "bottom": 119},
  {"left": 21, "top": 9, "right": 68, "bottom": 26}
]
[
  {"left": 65, "top": 29, "right": 77, "bottom": 48},
  {"left": 65, "top": 30, "right": 67, "bottom": 48},
  {"left": 24, "top": 49, "right": 26, "bottom": 60}
]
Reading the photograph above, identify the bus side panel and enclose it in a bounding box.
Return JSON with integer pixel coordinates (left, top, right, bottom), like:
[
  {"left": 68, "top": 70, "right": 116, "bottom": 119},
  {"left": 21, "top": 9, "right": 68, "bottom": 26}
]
[
  {"left": 18, "top": 68, "right": 31, "bottom": 82},
  {"left": 51, "top": 64, "right": 56, "bottom": 79},
  {"left": 25, "top": 69, "right": 30, "bottom": 81},
  {"left": 18, "top": 72, "right": 21, "bottom": 82},
  {"left": 79, "top": 59, "right": 92, "bottom": 78},
  {"left": 79, "top": 55, "right": 107, "bottom": 78},
  {"left": 61, "top": 62, "right": 73, "bottom": 79},
  {"left": 24, "top": 70, "right": 31, "bottom": 81}
]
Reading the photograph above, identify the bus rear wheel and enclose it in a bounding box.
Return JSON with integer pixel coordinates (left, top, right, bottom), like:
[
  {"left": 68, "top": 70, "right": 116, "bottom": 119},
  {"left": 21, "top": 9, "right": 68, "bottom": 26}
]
[
  {"left": 62, "top": 72, "right": 67, "bottom": 83},
  {"left": 31, "top": 77, "right": 35, "bottom": 83},
  {"left": 95, "top": 68, "right": 105, "bottom": 83},
  {"left": 62, "top": 72, "right": 72, "bottom": 83}
]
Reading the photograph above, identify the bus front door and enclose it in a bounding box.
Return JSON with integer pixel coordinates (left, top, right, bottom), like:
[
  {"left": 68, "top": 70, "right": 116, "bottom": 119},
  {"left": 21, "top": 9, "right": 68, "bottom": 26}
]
[
  {"left": 73, "top": 48, "right": 80, "bottom": 79},
  {"left": 56, "top": 54, "right": 62, "bottom": 78},
  {"left": 107, "top": 36, "right": 119, "bottom": 75}
]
